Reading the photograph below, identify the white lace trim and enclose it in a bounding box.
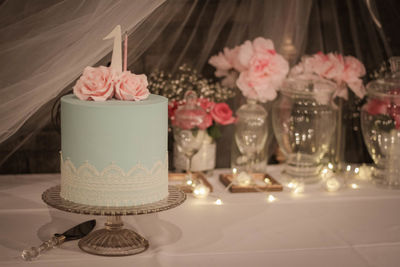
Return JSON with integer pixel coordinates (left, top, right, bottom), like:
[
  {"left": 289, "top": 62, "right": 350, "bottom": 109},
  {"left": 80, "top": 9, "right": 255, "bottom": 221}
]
[{"left": 60, "top": 153, "right": 168, "bottom": 207}]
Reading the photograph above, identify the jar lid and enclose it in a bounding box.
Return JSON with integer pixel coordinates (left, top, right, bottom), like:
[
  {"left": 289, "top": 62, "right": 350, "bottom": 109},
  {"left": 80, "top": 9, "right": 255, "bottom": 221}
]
[
  {"left": 280, "top": 77, "right": 336, "bottom": 97},
  {"left": 174, "top": 91, "right": 207, "bottom": 130}
]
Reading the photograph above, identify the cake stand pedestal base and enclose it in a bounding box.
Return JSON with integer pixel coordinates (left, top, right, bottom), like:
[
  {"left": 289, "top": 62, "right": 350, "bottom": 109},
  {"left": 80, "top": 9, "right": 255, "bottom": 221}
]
[
  {"left": 42, "top": 185, "right": 186, "bottom": 257},
  {"left": 79, "top": 215, "right": 148, "bottom": 256}
]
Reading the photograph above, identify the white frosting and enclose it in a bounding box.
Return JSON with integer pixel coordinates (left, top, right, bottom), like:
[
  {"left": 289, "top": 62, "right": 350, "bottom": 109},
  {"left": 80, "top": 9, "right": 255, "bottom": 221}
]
[{"left": 60, "top": 153, "right": 169, "bottom": 207}]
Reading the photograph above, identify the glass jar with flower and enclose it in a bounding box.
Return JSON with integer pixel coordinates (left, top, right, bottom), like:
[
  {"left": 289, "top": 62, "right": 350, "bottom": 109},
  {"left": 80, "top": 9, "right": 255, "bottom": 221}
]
[
  {"left": 361, "top": 57, "right": 400, "bottom": 188},
  {"left": 272, "top": 78, "right": 337, "bottom": 182},
  {"left": 170, "top": 98, "right": 235, "bottom": 172},
  {"left": 208, "top": 37, "right": 289, "bottom": 173},
  {"left": 290, "top": 52, "right": 366, "bottom": 171},
  {"left": 148, "top": 64, "right": 236, "bottom": 172}
]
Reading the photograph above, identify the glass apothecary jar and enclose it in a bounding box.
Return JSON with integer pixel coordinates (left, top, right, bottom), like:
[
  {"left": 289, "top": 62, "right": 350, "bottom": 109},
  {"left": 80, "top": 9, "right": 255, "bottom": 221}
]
[
  {"left": 361, "top": 57, "right": 400, "bottom": 188},
  {"left": 232, "top": 98, "right": 268, "bottom": 173},
  {"left": 272, "top": 78, "right": 336, "bottom": 182}
]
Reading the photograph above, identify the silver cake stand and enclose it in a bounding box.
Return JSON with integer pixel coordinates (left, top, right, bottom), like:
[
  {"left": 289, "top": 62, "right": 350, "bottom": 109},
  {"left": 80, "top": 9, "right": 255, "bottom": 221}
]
[{"left": 42, "top": 185, "right": 186, "bottom": 256}]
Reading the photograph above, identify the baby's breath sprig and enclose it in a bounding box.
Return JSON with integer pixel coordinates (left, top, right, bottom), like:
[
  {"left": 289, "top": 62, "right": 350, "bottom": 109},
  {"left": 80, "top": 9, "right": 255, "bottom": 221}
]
[{"left": 148, "top": 64, "right": 235, "bottom": 102}]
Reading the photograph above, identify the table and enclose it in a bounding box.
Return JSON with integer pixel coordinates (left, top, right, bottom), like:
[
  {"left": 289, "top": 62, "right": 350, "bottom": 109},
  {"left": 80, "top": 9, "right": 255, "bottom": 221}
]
[{"left": 1, "top": 166, "right": 400, "bottom": 266}]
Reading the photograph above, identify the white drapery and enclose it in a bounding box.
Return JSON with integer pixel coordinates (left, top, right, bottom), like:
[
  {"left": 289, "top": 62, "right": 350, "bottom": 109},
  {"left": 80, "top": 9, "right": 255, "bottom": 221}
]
[
  {"left": 0, "top": 0, "right": 395, "bottom": 167},
  {"left": 0, "top": 0, "right": 165, "bottom": 144}
]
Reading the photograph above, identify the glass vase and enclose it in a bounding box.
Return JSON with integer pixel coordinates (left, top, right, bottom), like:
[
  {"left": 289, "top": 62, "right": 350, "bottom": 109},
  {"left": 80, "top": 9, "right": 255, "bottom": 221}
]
[
  {"left": 231, "top": 98, "right": 268, "bottom": 173},
  {"left": 361, "top": 57, "right": 400, "bottom": 188},
  {"left": 272, "top": 78, "right": 336, "bottom": 182},
  {"left": 173, "top": 134, "right": 216, "bottom": 172}
]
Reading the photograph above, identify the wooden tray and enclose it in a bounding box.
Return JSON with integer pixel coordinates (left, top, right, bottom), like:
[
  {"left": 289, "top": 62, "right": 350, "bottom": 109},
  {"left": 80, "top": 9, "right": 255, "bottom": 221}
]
[
  {"left": 219, "top": 173, "right": 283, "bottom": 193},
  {"left": 168, "top": 172, "right": 213, "bottom": 193}
]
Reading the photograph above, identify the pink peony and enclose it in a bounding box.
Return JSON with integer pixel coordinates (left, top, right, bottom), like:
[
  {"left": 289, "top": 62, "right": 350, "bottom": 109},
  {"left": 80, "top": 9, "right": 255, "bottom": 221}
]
[
  {"left": 211, "top": 103, "right": 236, "bottom": 125},
  {"left": 236, "top": 50, "right": 289, "bottom": 102},
  {"left": 208, "top": 52, "right": 232, "bottom": 71},
  {"left": 73, "top": 66, "right": 114, "bottom": 101},
  {"left": 114, "top": 71, "right": 149, "bottom": 101},
  {"left": 342, "top": 56, "right": 366, "bottom": 98},
  {"left": 224, "top": 46, "right": 247, "bottom": 72},
  {"left": 291, "top": 52, "right": 366, "bottom": 99}
]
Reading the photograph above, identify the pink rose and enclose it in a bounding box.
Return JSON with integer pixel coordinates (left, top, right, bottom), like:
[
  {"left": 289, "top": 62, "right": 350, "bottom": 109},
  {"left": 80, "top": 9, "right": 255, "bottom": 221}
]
[
  {"left": 73, "top": 66, "right": 114, "bottom": 101},
  {"left": 211, "top": 103, "right": 235, "bottom": 125},
  {"left": 114, "top": 71, "right": 149, "bottom": 101},
  {"left": 198, "top": 98, "right": 215, "bottom": 112}
]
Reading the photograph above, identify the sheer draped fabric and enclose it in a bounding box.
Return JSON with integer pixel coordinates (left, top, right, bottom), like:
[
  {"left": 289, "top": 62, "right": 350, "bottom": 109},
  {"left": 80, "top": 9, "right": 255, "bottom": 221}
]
[
  {"left": 0, "top": 0, "right": 165, "bottom": 144},
  {"left": 0, "top": 0, "right": 397, "bottom": 167}
]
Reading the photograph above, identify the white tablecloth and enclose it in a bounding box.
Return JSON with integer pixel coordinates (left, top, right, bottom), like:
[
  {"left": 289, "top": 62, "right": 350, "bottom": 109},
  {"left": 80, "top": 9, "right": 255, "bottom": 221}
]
[{"left": 1, "top": 166, "right": 400, "bottom": 267}]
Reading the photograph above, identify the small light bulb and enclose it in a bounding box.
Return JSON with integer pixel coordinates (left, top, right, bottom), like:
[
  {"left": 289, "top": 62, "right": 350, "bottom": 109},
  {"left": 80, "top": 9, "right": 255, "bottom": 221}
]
[
  {"left": 193, "top": 184, "right": 210, "bottom": 198},
  {"left": 215, "top": 199, "right": 223, "bottom": 205},
  {"left": 354, "top": 167, "right": 360, "bottom": 174},
  {"left": 328, "top": 163, "right": 333, "bottom": 169},
  {"left": 322, "top": 168, "right": 328, "bottom": 175},
  {"left": 325, "top": 177, "right": 341, "bottom": 192},
  {"left": 267, "top": 194, "right": 276, "bottom": 202},
  {"left": 232, "top": 168, "right": 237, "bottom": 175},
  {"left": 186, "top": 180, "right": 193, "bottom": 186},
  {"left": 264, "top": 178, "right": 271, "bottom": 185},
  {"left": 346, "top": 165, "right": 351, "bottom": 172},
  {"left": 350, "top": 183, "right": 359, "bottom": 189},
  {"left": 292, "top": 182, "right": 305, "bottom": 194}
]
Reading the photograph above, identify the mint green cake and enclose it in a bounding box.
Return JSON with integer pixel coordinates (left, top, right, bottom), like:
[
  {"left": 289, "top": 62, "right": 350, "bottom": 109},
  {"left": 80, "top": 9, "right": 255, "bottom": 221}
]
[{"left": 60, "top": 94, "right": 168, "bottom": 207}]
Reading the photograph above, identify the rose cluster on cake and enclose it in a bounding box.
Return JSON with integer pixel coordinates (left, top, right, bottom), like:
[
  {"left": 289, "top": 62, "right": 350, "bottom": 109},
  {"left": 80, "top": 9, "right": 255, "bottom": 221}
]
[{"left": 73, "top": 66, "right": 149, "bottom": 101}]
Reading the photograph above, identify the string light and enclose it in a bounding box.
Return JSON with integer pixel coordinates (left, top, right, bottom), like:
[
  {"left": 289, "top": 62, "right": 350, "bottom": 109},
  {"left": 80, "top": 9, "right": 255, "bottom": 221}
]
[
  {"left": 324, "top": 177, "right": 341, "bottom": 192},
  {"left": 193, "top": 184, "right": 210, "bottom": 198},
  {"left": 215, "top": 199, "right": 223, "bottom": 205},
  {"left": 328, "top": 163, "right": 333, "bottom": 169},
  {"left": 354, "top": 167, "right": 360, "bottom": 174},
  {"left": 286, "top": 179, "right": 305, "bottom": 194},
  {"left": 267, "top": 194, "right": 277, "bottom": 202},
  {"left": 350, "top": 183, "right": 359, "bottom": 189},
  {"left": 346, "top": 165, "right": 351, "bottom": 172}
]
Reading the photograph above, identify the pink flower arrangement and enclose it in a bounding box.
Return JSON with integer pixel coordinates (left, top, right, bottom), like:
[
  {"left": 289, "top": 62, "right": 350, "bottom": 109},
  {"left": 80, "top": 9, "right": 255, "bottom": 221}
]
[
  {"left": 364, "top": 89, "right": 400, "bottom": 129},
  {"left": 169, "top": 98, "right": 235, "bottom": 138},
  {"left": 290, "top": 52, "right": 366, "bottom": 99},
  {"left": 209, "top": 37, "right": 289, "bottom": 103},
  {"left": 73, "top": 66, "right": 149, "bottom": 101}
]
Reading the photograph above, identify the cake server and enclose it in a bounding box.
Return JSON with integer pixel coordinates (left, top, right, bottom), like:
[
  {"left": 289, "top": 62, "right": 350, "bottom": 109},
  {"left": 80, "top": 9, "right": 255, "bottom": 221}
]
[{"left": 21, "top": 219, "right": 96, "bottom": 261}]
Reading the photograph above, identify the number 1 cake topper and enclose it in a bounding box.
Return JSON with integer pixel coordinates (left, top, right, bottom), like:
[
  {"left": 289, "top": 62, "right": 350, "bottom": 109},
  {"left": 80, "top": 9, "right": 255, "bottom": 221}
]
[
  {"left": 73, "top": 25, "right": 150, "bottom": 101},
  {"left": 103, "top": 25, "right": 122, "bottom": 73}
]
